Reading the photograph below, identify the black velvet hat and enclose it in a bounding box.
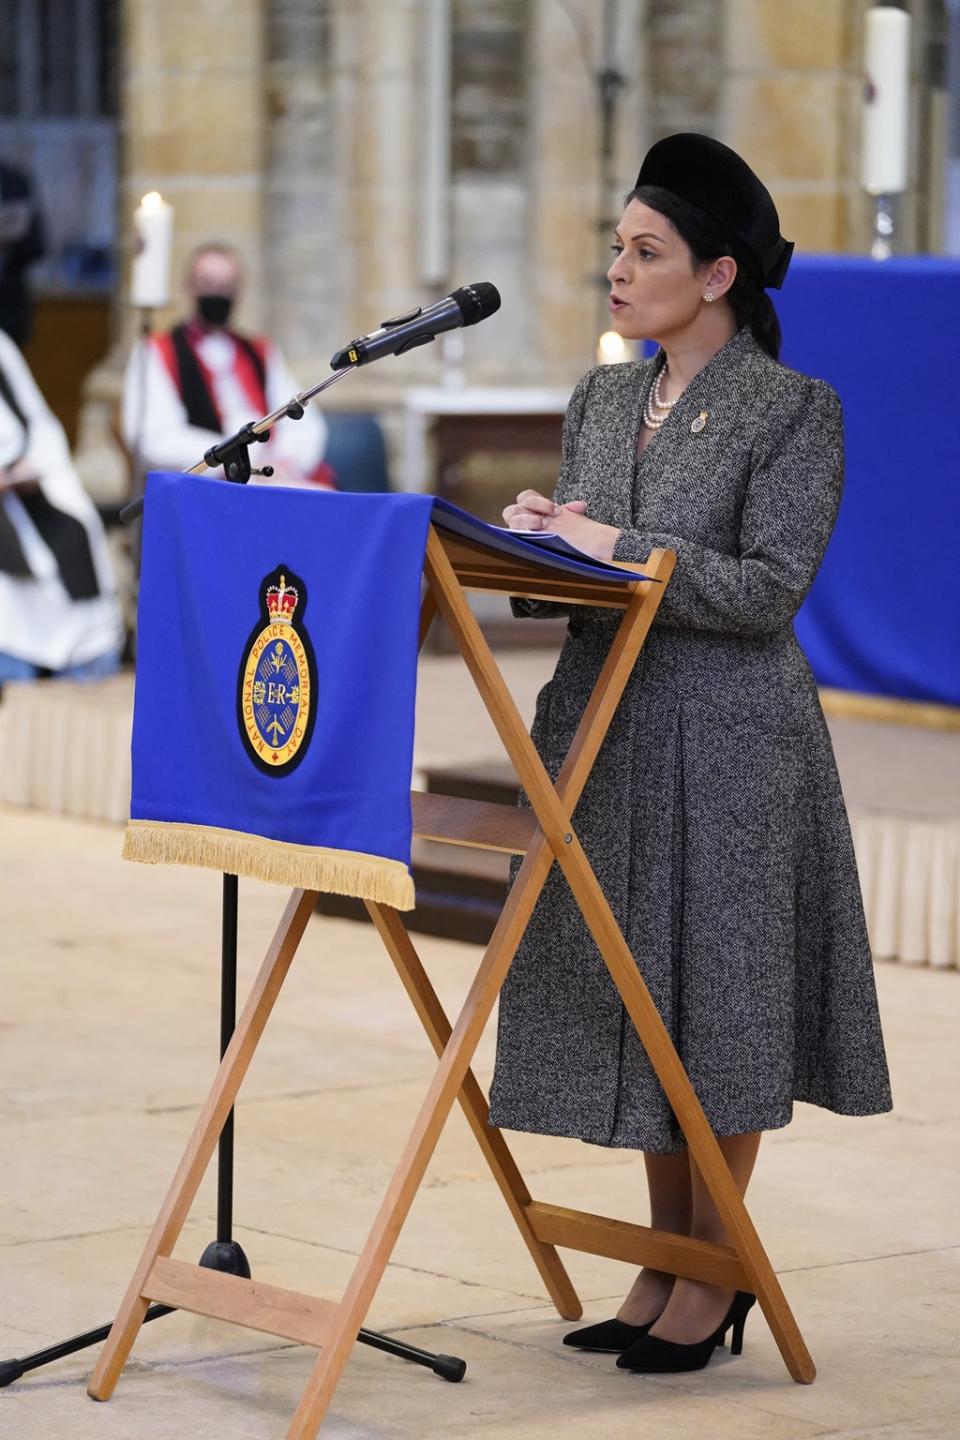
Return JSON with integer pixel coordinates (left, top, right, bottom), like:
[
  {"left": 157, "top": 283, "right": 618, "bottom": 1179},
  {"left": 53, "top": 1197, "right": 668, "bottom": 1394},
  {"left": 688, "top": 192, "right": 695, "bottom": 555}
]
[{"left": 634, "top": 133, "right": 794, "bottom": 289}]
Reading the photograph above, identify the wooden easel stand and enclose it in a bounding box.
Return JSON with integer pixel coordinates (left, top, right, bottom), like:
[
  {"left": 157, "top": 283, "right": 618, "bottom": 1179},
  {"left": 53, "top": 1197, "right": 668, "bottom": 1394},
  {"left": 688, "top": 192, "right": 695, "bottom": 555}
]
[{"left": 88, "top": 525, "right": 814, "bottom": 1438}]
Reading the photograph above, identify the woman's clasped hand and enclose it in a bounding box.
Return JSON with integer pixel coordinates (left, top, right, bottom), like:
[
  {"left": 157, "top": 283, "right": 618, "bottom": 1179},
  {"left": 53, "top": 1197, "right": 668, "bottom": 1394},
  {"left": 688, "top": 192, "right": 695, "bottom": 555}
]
[{"left": 502, "top": 488, "right": 621, "bottom": 562}]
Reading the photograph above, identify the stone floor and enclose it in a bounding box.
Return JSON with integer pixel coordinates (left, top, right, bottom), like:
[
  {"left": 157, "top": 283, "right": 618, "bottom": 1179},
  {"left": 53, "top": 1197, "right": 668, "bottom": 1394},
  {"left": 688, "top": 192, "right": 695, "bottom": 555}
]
[{"left": 1, "top": 803, "right": 958, "bottom": 1439}]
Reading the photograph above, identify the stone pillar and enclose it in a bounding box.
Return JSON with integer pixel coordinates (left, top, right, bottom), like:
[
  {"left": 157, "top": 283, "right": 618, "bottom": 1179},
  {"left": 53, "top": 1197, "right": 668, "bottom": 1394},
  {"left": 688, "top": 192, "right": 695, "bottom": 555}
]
[
  {"left": 332, "top": 0, "right": 428, "bottom": 392},
  {"left": 723, "top": 0, "right": 865, "bottom": 252},
  {"left": 122, "top": 0, "right": 267, "bottom": 333},
  {"left": 263, "top": 0, "right": 435, "bottom": 405},
  {"left": 646, "top": 0, "right": 723, "bottom": 142},
  {"left": 610, "top": 3, "right": 651, "bottom": 206},
  {"left": 448, "top": 0, "right": 531, "bottom": 382},
  {"left": 76, "top": 0, "right": 268, "bottom": 496},
  {"left": 524, "top": 1, "right": 651, "bottom": 382},
  {"left": 526, "top": 0, "right": 603, "bottom": 381},
  {"left": 263, "top": 1, "right": 338, "bottom": 366}
]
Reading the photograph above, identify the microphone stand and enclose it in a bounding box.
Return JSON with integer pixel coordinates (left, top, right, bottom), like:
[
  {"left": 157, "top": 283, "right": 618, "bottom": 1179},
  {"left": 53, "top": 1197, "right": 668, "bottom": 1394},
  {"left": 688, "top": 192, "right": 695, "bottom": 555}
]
[
  {"left": 1, "top": 359, "right": 467, "bottom": 1391},
  {"left": 119, "top": 360, "right": 357, "bottom": 521}
]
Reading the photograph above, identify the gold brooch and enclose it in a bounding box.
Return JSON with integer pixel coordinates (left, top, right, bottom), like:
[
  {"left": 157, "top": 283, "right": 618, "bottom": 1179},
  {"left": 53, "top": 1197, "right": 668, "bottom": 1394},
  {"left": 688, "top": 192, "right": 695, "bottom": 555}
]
[{"left": 691, "top": 411, "right": 709, "bottom": 434}]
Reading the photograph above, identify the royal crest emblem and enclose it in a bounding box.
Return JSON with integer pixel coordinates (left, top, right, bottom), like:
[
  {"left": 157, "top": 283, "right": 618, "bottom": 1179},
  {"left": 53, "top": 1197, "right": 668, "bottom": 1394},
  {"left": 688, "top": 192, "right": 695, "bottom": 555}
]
[{"left": 237, "top": 566, "right": 317, "bottom": 775}]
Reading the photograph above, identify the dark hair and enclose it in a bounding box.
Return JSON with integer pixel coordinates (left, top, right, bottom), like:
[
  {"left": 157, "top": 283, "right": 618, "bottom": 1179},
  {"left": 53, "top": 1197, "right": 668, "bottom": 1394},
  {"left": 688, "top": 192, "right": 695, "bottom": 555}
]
[{"left": 627, "top": 184, "right": 781, "bottom": 360}]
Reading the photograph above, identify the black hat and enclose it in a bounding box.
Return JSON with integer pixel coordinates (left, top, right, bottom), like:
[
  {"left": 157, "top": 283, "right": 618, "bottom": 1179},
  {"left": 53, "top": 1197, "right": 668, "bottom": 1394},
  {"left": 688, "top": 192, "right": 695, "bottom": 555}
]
[{"left": 634, "top": 133, "right": 794, "bottom": 289}]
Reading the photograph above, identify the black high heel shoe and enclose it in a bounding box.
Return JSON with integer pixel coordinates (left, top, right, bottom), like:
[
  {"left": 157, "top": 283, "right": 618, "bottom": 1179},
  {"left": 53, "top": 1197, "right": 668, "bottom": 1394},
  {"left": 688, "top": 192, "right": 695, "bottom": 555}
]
[
  {"left": 562, "top": 1315, "right": 660, "bottom": 1353},
  {"left": 616, "top": 1290, "right": 756, "bottom": 1373}
]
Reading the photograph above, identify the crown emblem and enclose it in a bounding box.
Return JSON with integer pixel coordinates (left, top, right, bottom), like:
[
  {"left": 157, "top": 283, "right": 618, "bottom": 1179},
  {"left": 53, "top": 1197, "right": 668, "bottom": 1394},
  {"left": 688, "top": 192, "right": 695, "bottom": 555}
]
[{"left": 266, "top": 574, "right": 299, "bottom": 624}]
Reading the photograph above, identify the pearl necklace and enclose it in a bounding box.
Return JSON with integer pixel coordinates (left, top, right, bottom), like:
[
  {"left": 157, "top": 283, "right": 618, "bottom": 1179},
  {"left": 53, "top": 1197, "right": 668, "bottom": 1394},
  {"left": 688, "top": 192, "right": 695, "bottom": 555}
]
[{"left": 642, "top": 364, "right": 676, "bottom": 431}]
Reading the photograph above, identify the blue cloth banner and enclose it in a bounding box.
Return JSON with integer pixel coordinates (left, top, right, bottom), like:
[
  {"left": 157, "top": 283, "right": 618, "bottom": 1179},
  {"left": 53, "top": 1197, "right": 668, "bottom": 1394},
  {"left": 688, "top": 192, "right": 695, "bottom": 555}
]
[
  {"left": 124, "top": 477, "right": 642, "bottom": 906},
  {"left": 125, "top": 475, "right": 435, "bottom": 909},
  {"left": 777, "top": 255, "right": 960, "bottom": 708}
]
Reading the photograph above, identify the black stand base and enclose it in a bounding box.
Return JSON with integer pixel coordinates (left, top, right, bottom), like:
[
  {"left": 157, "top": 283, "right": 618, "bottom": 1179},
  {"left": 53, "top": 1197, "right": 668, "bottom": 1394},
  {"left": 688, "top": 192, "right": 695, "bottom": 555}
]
[
  {"left": 0, "top": 1241, "right": 465, "bottom": 1389},
  {"left": 1, "top": 874, "right": 465, "bottom": 1390},
  {"left": 0, "top": 1303, "right": 175, "bottom": 1390},
  {"left": 199, "top": 1238, "right": 252, "bottom": 1279}
]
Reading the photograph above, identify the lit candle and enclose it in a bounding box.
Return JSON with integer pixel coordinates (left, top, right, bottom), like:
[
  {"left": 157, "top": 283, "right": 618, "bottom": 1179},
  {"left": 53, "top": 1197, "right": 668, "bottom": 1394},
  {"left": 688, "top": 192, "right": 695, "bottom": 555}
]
[
  {"left": 131, "top": 191, "right": 174, "bottom": 308},
  {"left": 597, "top": 330, "right": 631, "bottom": 365},
  {"left": 861, "top": 7, "right": 911, "bottom": 196}
]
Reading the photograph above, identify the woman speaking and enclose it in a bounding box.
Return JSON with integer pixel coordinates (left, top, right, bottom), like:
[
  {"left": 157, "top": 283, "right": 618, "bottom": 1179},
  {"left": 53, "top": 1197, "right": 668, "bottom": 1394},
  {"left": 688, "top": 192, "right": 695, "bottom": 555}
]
[{"left": 487, "top": 133, "right": 892, "bottom": 1375}]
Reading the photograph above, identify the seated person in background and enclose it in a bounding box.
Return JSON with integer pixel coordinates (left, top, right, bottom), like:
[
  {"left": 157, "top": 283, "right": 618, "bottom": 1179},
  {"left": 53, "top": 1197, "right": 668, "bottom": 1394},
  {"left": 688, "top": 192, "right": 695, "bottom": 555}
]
[
  {"left": 122, "top": 242, "right": 333, "bottom": 489},
  {"left": 0, "top": 329, "right": 122, "bottom": 683},
  {"left": 0, "top": 159, "right": 46, "bottom": 347}
]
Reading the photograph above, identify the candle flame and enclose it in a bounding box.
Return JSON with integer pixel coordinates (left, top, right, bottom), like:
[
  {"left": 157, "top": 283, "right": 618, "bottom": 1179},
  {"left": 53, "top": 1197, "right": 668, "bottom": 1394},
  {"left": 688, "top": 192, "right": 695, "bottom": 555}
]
[
  {"left": 140, "top": 191, "right": 164, "bottom": 211},
  {"left": 597, "top": 330, "right": 631, "bottom": 365}
]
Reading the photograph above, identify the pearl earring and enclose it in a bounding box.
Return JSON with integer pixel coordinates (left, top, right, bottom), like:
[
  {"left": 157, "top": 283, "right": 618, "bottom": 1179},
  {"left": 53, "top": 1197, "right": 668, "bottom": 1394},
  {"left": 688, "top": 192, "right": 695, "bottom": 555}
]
[{"left": 703, "top": 292, "right": 715, "bottom": 302}]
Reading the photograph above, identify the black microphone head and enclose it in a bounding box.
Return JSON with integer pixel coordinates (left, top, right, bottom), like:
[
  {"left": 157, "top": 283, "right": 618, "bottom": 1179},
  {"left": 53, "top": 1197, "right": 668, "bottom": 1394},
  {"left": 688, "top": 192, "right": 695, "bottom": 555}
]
[{"left": 452, "top": 282, "right": 501, "bottom": 327}]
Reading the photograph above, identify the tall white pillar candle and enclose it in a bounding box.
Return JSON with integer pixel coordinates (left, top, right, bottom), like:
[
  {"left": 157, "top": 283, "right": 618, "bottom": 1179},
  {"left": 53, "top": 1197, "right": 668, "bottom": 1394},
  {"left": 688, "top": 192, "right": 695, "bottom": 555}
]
[
  {"left": 130, "top": 191, "right": 174, "bottom": 307},
  {"left": 861, "top": 7, "right": 911, "bottom": 196},
  {"left": 419, "top": 0, "right": 451, "bottom": 288}
]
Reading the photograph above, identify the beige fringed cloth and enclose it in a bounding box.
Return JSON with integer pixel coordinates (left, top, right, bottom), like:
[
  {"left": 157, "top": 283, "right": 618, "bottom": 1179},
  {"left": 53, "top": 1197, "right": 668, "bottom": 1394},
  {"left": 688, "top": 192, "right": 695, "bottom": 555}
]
[
  {"left": 122, "top": 821, "right": 415, "bottom": 910},
  {"left": 122, "top": 476, "right": 436, "bottom": 912}
]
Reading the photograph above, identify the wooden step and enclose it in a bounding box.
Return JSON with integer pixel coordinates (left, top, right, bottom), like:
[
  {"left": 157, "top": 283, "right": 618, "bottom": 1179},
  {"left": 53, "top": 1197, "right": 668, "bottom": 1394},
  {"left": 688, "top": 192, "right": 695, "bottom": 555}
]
[
  {"left": 524, "top": 1203, "right": 749, "bottom": 1288},
  {"left": 144, "top": 1256, "right": 338, "bottom": 1348},
  {"left": 419, "top": 760, "right": 520, "bottom": 808},
  {"left": 411, "top": 789, "right": 534, "bottom": 853},
  {"left": 317, "top": 859, "right": 506, "bottom": 944},
  {"left": 316, "top": 763, "right": 525, "bottom": 943}
]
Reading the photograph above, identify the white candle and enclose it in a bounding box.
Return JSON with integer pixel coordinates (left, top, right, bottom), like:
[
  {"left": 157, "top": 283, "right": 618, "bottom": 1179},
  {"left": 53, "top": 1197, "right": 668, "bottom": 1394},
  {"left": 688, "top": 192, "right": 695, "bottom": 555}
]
[
  {"left": 131, "top": 191, "right": 174, "bottom": 308},
  {"left": 861, "top": 7, "right": 911, "bottom": 196},
  {"left": 419, "top": 0, "right": 451, "bottom": 287}
]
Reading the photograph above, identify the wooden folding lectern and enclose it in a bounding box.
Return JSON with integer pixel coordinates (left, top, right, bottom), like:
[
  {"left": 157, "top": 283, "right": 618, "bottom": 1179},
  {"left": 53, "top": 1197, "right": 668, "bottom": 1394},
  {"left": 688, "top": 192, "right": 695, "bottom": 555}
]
[{"left": 88, "top": 518, "right": 815, "bottom": 1437}]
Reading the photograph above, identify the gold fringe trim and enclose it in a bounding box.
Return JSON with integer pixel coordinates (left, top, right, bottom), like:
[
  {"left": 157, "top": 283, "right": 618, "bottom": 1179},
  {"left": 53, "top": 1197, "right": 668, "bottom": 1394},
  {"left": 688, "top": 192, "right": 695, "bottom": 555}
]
[{"left": 123, "top": 820, "right": 415, "bottom": 911}]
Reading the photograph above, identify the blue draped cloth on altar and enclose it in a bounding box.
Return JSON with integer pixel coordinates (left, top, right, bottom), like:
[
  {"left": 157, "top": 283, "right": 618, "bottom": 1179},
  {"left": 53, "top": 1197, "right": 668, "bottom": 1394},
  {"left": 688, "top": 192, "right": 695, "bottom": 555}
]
[{"left": 776, "top": 254, "right": 960, "bottom": 708}]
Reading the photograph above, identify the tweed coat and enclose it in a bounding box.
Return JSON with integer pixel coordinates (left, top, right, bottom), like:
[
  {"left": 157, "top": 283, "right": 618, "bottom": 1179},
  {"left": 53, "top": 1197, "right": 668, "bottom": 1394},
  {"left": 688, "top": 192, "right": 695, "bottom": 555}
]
[{"left": 487, "top": 326, "right": 893, "bottom": 1153}]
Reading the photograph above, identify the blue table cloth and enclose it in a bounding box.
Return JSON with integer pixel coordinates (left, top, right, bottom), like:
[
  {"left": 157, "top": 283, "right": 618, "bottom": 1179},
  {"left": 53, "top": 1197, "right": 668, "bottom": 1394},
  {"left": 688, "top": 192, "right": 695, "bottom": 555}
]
[{"left": 776, "top": 255, "right": 960, "bottom": 708}]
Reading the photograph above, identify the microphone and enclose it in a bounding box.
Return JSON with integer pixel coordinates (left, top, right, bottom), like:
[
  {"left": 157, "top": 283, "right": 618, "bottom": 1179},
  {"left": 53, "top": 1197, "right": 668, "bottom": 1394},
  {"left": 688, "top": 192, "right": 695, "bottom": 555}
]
[{"left": 330, "top": 282, "right": 501, "bottom": 370}]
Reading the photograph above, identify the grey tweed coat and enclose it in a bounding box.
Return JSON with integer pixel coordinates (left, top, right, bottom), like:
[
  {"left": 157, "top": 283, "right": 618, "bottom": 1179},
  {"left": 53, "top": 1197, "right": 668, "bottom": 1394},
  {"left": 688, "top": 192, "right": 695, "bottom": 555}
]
[{"left": 487, "top": 326, "right": 893, "bottom": 1153}]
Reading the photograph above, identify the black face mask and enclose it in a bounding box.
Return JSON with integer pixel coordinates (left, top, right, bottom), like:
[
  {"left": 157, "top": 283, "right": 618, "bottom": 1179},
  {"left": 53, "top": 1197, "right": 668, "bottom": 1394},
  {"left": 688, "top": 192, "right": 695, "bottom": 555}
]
[{"left": 196, "top": 293, "right": 234, "bottom": 328}]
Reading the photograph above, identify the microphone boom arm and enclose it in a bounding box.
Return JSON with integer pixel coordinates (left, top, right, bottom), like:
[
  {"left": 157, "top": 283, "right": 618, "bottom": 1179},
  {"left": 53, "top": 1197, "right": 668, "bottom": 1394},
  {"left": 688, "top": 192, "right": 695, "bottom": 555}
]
[{"left": 119, "top": 282, "right": 498, "bottom": 523}]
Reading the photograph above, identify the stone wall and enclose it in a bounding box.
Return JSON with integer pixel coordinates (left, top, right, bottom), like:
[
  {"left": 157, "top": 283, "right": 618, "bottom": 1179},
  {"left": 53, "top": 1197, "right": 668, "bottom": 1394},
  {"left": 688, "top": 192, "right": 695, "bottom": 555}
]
[
  {"left": 122, "top": 0, "right": 266, "bottom": 335},
  {"left": 723, "top": 0, "right": 867, "bottom": 253},
  {"left": 646, "top": 0, "right": 723, "bottom": 142},
  {"left": 524, "top": 0, "right": 642, "bottom": 381},
  {"left": 256, "top": 0, "right": 641, "bottom": 394},
  {"left": 721, "top": 0, "right": 951, "bottom": 256},
  {"left": 75, "top": 0, "right": 945, "bottom": 490},
  {"left": 75, "top": 0, "right": 268, "bottom": 497},
  {"left": 263, "top": 0, "right": 338, "bottom": 363}
]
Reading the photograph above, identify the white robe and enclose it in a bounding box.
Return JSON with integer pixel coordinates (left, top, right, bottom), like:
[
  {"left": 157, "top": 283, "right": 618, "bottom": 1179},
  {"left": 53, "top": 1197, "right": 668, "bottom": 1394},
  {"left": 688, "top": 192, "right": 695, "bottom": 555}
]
[
  {"left": 0, "top": 331, "right": 122, "bottom": 670},
  {"left": 121, "top": 330, "right": 328, "bottom": 487}
]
